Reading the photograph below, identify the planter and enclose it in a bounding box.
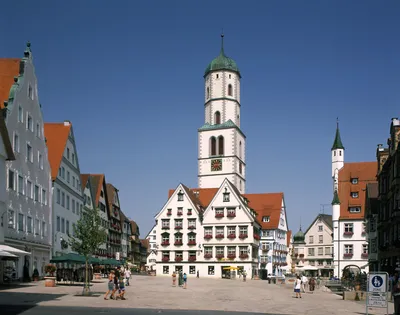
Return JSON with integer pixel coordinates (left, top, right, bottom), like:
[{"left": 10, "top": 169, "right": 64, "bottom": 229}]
[
  {"left": 94, "top": 273, "right": 102, "bottom": 280},
  {"left": 44, "top": 276, "right": 56, "bottom": 287}
]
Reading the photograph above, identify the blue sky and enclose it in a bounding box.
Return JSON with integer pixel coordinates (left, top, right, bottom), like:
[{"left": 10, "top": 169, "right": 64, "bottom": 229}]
[{"left": 2, "top": 1, "right": 400, "bottom": 236}]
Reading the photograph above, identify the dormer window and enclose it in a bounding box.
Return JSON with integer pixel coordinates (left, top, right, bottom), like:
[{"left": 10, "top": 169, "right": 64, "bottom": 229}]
[
  {"left": 177, "top": 190, "right": 184, "bottom": 202},
  {"left": 351, "top": 192, "right": 359, "bottom": 198},
  {"left": 351, "top": 178, "right": 358, "bottom": 184},
  {"left": 262, "top": 216, "right": 270, "bottom": 223},
  {"left": 223, "top": 188, "right": 230, "bottom": 202},
  {"left": 349, "top": 207, "right": 361, "bottom": 213}
]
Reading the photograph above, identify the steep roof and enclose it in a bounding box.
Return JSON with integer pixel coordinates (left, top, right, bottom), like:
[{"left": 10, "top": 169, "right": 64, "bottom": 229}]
[
  {"left": 80, "top": 174, "right": 90, "bottom": 190},
  {"left": 43, "top": 122, "right": 71, "bottom": 181},
  {"left": 338, "top": 162, "right": 377, "bottom": 220},
  {"left": 140, "top": 239, "right": 149, "bottom": 249},
  {"left": 0, "top": 58, "right": 20, "bottom": 109},
  {"left": 130, "top": 220, "right": 139, "bottom": 235},
  {"left": 0, "top": 114, "right": 14, "bottom": 161},
  {"left": 286, "top": 230, "right": 292, "bottom": 247},
  {"left": 332, "top": 121, "right": 345, "bottom": 150},
  {"left": 304, "top": 214, "right": 333, "bottom": 235},
  {"left": 168, "top": 187, "right": 218, "bottom": 209},
  {"left": 246, "top": 193, "right": 284, "bottom": 230}
]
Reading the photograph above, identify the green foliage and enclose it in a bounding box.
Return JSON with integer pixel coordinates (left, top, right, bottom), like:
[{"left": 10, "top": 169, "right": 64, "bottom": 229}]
[{"left": 69, "top": 207, "right": 107, "bottom": 258}]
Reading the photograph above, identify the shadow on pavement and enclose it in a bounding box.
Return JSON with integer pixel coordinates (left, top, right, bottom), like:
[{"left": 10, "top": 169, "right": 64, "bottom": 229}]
[
  {"left": 0, "top": 292, "right": 67, "bottom": 314},
  {"left": 0, "top": 283, "right": 37, "bottom": 291},
  {"left": 0, "top": 305, "right": 295, "bottom": 315}
]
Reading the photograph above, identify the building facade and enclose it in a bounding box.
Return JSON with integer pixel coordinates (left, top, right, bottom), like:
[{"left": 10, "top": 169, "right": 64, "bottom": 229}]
[
  {"left": 2, "top": 44, "right": 52, "bottom": 278},
  {"left": 45, "top": 122, "right": 84, "bottom": 257},
  {"left": 145, "top": 224, "right": 157, "bottom": 251},
  {"left": 331, "top": 122, "right": 377, "bottom": 277},
  {"left": 198, "top": 35, "right": 246, "bottom": 194},
  {"left": 365, "top": 182, "right": 379, "bottom": 272},
  {"left": 120, "top": 212, "right": 131, "bottom": 261},
  {"left": 130, "top": 221, "right": 141, "bottom": 266},
  {"left": 257, "top": 193, "right": 289, "bottom": 276},
  {"left": 375, "top": 117, "right": 400, "bottom": 273},
  {"left": 106, "top": 183, "right": 122, "bottom": 259}
]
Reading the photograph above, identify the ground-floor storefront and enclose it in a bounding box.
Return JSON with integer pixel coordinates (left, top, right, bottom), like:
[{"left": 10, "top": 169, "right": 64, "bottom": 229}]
[
  {"left": 4, "top": 238, "right": 51, "bottom": 280},
  {"left": 156, "top": 261, "right": 258, "bottom": 279}
]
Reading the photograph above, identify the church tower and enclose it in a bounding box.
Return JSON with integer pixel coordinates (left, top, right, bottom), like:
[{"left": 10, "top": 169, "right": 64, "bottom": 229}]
[
  {"left": 331, "top": 119, "right": 345, "bottom": 192},
  {"left": 198, "top": 34, "right": 246, "bottom": 194}
]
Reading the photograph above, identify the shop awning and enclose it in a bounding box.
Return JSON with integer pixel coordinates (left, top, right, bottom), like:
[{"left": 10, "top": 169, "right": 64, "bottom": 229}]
[
  {"left": 0, "top": 250, "right": 18, "bottom": 258},
  {"left": 50, "top": 253, "right": 100, "bottom": 264},
  {"left": 0, "top": 245, "right": 30, "bottom": 255},
  {"left": 101, "top": 258, "right": 121, "bottom": 266}
]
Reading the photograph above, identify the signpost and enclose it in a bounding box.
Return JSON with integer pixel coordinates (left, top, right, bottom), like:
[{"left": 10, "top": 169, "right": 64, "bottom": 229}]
[{"left": 366, "top": 272, "right": 389, "bottom": 315}]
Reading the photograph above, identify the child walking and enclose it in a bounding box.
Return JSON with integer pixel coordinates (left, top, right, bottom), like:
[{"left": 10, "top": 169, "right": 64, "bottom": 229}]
[{"left": 117, "top": 275, "right": 126, "bottom": 300}]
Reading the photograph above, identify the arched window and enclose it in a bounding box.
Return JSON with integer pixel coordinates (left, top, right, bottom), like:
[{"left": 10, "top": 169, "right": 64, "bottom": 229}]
[
  {"left": 206, "top": 87, "right": 210, "bottom": 99},
  {"left": 228, "top": 84, "right": 233, "bottom": 96},
  {"left": 210, "top": 137, "right": 216, "bottom": 156},
  {"left": 214, "top": 111, "right": 221, "bottom": 125},
  {"left": 218, "top": 136, "right": 224, "bottom": 155},
  {"left": 239, "top": 141, "right": 242, "bottom": 159}
]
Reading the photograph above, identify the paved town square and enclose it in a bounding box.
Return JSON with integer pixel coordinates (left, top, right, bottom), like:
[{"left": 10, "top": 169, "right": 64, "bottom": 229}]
[{"left": 0, "top": 276, "right": 394, "bottom": 315}]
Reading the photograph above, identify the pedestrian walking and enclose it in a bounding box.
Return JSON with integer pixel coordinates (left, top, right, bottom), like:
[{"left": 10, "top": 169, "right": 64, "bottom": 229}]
[
  {"left": 301, "top": 274, "right": 308, "bottom": 293},
  {"left": 104, "top": 270, "right": 115, "bottom": 300},
  {"left": 197, "top": 270, "right": 199, "bottom": 278},
  {"left": 116, "top": 275, "right": 126, "bottom": 300},
  {"left": 183, "top": 273, "right": 187, "bottom": 289},
  {"left": 294, "top": 275, "right": 302, "bottom": 298},
  {"left": 124, "top": 268, "right": 131, "bottom": 286},
  {"left": 172, "top": 271, "right": 177, "bottom": 287},
  {"left": 178, "top": 271, "right": 183, "bottom": 287}
]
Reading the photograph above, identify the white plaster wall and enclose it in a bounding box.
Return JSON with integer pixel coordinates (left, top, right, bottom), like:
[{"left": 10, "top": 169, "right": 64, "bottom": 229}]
[{"left": 331, "top": 149, "right": 344, "bottom": 179}]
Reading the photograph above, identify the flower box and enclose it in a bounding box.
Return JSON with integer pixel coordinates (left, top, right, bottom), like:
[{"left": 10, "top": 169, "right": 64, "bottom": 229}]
[
  {"left": 188, "top": 225, "right": 196, "bottom": 230},
  {"left": 204, "top": 234, "right": 213, "bottom": 239},
  {"left": 215, "top": 234, "right": 224, "bottom": 239},
  {"left": 343, "top": 253, "right": 353, "bottom": 258},
  {"left": 175, "top": 226, "right": 182, "bottom": 230},
  {"left": 162, "top": 257, "right": 170, "bottom": 262},
  {"left": 215, "top": 213, "right": 224, "bottom": 218},
  {"left": 299, "top": 254, "right": 304, "bottom": 258},
  {"left": 239, "top": 234, "right": 248, "bottom": 239},
  {"left": 227, "top": 254, "right": 236, "bottom": 259},
  {"left": 175, "top": 257, "right": 183, "bottom": 262},
  {"left": 188, "top": 241, "right": 196, "bottom": 246},
  {"left": 227, "top": 213, "right": 236, "bottom": 218},
  {"left": 188, "top": 256, "right": 196, "bottom": 262},
  {"left": 161, "top": 241, "right": 170, "bottom": 246},
  {"left": 343, "top": 231, "right": 354, "bottom": 236},
  {"left": 187, "top": 211, "right": 192, "bottom": 215},
  {"left": 174, "top": 241, "right": 183, "bottom": 246},
  {"left": 239, "top": 254, "right": 249, "bottom": 259},
  {"left": 177, "top": 212, "right": 183, "bottom": 216},
  {"left": 162, "top": 226, "right": 170, "bottom": 230},
  {"left": 227, "top": 234, "right": 236, "bottom": 239},
  {"left": 167, "top": 211, "right": 172, "bottom": 216},
  {"left": 361, "top": 253, "right": 369, "bottom": 258},
  {"left": 216, "top": 254, "right": 224, "bottom": 259},
  {"left": 204, "top": 253, "right": 212, "bottom": 259},
  {"left": 254, "top": 234, "right": 260, "bottom": 240}
]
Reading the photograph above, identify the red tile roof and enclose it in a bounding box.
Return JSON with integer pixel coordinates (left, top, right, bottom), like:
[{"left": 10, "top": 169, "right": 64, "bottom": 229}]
[
  {"left": 43, "top": 123, "right": 71, "bottom": 181},
  {"left": 80, "top": 174, "right": 90, "bottom": 190},
  {"left": 0, "top": 58, "right": 20, "bottom": 108},
  {"left": 140, "top": 239, "right": 149, "bottom": 248},
  {"left": 338, "top": 162, "right": 377, "bottom": 220}
]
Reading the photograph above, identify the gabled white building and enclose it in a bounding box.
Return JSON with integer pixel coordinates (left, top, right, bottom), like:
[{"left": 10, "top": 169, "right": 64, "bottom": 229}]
[
  {"left": 145, "top": 224, "right": 157, "bottom": 251},
  {"left": 256, "top": 193, "right": 289, "bottom": 276},
  {"left": 2, "top": 44, "right": 53, "bottom": 279},
  {"left": 331, "top": 122, "right": 376, "bottom": 277},
  {"left": 44, "top": 121, "right": 84, "bottom": 257}
]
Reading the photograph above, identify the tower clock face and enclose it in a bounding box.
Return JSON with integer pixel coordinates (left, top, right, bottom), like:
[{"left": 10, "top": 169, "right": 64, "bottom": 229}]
[{"left": 211, "top": 159, "right": 223, "bottom": 172}]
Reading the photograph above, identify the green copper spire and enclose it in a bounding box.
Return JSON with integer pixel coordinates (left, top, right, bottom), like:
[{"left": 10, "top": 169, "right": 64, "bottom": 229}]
[
  {"left": 204, "top": 33, "right": 240, "bottom": 78},
  {"left": 331, "top": 118, "right": 345, "bottom": 150},
  {"left": 331, "top": 189, "right": 341, "bottom": 205}
]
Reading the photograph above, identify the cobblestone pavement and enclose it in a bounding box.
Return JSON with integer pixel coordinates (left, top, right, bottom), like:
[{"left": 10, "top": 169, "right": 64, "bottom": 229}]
[{"left": 0, "top": 276, "right": 395, "bottom": 315}]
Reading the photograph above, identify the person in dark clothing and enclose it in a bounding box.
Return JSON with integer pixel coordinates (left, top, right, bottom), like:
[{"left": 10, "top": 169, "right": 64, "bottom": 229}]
[
  {"left": 394, "top": 272, "right": 400, "bottom": 315},
  {"left": 111, "top": 267, "right": 120, "bottom": 299}
]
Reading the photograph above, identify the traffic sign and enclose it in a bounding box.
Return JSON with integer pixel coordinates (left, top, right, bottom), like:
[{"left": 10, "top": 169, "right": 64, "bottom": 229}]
[{"left": 368, "top": 273, "right": 387, "bottom": 293}]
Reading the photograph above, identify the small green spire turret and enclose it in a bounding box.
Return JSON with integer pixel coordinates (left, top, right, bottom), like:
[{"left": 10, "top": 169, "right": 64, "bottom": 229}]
[
  {"left": 331, "top": 190, "right": 340, "bottom": 205},
  {"left": 332, "top": 118, "right": 345, "bottom": 150}
]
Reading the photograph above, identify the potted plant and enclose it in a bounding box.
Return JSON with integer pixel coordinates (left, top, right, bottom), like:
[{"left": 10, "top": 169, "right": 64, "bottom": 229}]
[
  {"left": 44, "top": 264, "right": 56, "bottom": 287},
  {"left": 32, "top": 268, "right": 39, "bottom": 281}
]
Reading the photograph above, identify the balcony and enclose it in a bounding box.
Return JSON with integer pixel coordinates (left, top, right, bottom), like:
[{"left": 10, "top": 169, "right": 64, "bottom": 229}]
[
  {"left": 174, "top": 241, "right": 183, "bottom": 246},
  {"left": 204, "top": 234, "right": 213, "bottom": 240},
  {"left": 215, "top": 234, "right": 224, "bottom": 239},
  {"left": 215, "top": 213, "right": 224, "bottom": 218},
  {"left": 227, "top": 234, "right": 236, "bottom": 239},
  {"left": 187, "top": 240, "right": 196, "bottom": 246},
  {"left": 227, "top": 212, "right": 236, "bottom": 218},
  {"left": 204, "top": 253, "right": 212, "bottom": 259}
]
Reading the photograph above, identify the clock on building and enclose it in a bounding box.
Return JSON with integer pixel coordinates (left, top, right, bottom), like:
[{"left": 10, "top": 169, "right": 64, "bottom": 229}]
[{"left": 211, "top": 159, "right": 222, "bottom": 171}]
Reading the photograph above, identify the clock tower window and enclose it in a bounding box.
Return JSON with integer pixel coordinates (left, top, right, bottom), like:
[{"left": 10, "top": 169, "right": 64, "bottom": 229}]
[
  {"left": 218, "top": 136, "right": 224, "bottom": 155},
  {"left": 210, "top": 137, "right": 217, "bottom": 156},
  {"left": 228, "top": 84, "right": 233, "bottom": 96},
  {"left": 214, "top": 111, "right": 221, "bottom": 125},
  {"left": 207, "top": 87, "right": 210, "bottom": 99}
]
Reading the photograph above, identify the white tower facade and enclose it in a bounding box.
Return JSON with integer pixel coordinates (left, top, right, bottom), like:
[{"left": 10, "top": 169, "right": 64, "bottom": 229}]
[
  {"left": 198, "top": 35, "right": 246, "bottom": 194},
  {"left": 331, "top": 120, "right": 345, "bottom": 191}
]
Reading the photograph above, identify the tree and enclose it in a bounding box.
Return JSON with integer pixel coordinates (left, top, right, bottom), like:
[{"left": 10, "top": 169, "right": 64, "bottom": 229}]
[{"left": 69, "top": 207, "right": 107, "bottom": 295}]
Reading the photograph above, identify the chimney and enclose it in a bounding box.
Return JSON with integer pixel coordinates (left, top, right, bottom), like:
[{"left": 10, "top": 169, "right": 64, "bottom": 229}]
[{"left": 64, "top": 120, "right": 71, "bottom": 126}]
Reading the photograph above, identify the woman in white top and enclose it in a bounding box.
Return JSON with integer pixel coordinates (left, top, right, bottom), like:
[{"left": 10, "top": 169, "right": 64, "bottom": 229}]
[{"left": 294, "top": 275, "right": 302, "bottom": 298}]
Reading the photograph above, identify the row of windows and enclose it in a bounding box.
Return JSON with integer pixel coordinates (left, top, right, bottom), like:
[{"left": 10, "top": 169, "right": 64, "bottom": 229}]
[
  {"left": 8, "top": 210, "right": 47, "bottom": 237},
  {"left": 309, "top": 235, "right": 325, "bottom": 244},
  {"left": 13, "top": 134, "right": 44, "bottom": 169},
  {"left": 65, "top": 147, "right": 76, "bottom": 166},
  {"left": 56, "top": 216, "right": 73, "bottom": 236},
  {"left": 56, "top": 187, "right": 83, "bottom": 215},
  {"left": 17, "top": 106, "right": 42, "bottom": 139},
  {"left": 58, "top": 166, "right": 81, "bottom": 192},
  {"left": 344, "top": 244, "right": 368, "bottom": 255},
  {"left": 307, "top": 247, "right": 333, "bottom": 256},
  {"left": 7, "top": 169, "right": 48, "bottom": 204}
]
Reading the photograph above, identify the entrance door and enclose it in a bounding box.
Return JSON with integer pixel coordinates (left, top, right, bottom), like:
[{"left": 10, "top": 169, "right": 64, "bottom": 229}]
[
  {"left": 221, "top": 267, "right": 230, "bottom": 279},
  {"left": 175, "top": 265, "right": 182, "bottom": 273}
]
